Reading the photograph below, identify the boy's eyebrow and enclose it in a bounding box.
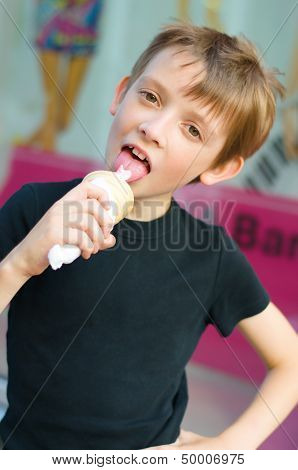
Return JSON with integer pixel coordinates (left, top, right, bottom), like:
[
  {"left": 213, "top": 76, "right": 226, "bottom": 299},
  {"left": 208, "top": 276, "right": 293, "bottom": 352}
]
[
  {"left": 138, "top": 75, "right": 169, "bottom": 98},
  {"left": 138, "top": 75, "right": 216, "bottom": 138}
]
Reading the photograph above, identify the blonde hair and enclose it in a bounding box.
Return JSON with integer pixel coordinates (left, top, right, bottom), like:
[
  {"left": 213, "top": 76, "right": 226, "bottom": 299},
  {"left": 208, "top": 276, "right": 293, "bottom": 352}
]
[{"left": 126, "top": 20, "right": 286, "bottom": 174}]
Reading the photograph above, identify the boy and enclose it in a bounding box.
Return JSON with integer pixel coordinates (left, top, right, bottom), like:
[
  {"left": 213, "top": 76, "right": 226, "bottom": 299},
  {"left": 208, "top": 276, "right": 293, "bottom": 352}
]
[{"left": 0, "top": 21, "right": 298, "bottom": 450}]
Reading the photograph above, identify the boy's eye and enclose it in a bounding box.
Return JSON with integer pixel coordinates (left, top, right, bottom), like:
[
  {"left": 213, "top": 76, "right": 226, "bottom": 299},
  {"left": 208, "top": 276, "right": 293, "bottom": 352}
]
[
  {"left": 139, "top": 91, "right": 201, "bottom": 140},
  {"left": 187, "top": 125, "right": 201, "bottom": 139},
  {"left": 140, "top": 91, "right": 158, "bottom": 103}
]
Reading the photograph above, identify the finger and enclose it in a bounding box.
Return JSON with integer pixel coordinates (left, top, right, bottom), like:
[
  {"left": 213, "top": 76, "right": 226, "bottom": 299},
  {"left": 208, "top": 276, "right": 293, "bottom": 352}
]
[
  {"left": 60, "top": 199, "right": 114, "bottom": 240},
  {"left": 65, "top": 227, "right": 95, "bottom": 259},
  {"left": 80, "top": 199, "right": 114, "bottom": 238},
  {"left": 180, "top": 429, "right": 203, "bottom": 440},
  {"left": 82, "top": 181, "right": 112, "bottom": 210},
  {"left": 67, "top": 213, "right": 105, "bottom": 251},
  {"left": 101, "top": 233, "right": 116, "bottom": 250},
  {"left": 63, "top": 181, "right": 111, "bottom": 211}
]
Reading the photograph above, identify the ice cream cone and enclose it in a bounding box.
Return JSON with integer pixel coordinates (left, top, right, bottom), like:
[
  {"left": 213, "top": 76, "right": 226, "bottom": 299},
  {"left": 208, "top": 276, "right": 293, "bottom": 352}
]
[
  {"left": 83, "top": 170, "right": 134, "bottom": 224},
  {"left": 48, "top": 168, "right": 134, "bottom": 270}
]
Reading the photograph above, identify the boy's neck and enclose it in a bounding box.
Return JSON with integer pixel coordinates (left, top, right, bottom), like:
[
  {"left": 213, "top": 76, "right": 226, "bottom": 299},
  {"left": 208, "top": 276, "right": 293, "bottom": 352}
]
[{"left": 125, "top": 192, "right": 173, "bottom": 222}]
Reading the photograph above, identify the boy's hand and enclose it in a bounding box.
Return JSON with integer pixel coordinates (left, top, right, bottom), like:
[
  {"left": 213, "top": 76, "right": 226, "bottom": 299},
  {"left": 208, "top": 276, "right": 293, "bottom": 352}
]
[
  {"left": 143, "top": 429, "right": 228, "bottom": 450},
  {"left": 11, "top": 180, "right": 116, "bottom": 278}
]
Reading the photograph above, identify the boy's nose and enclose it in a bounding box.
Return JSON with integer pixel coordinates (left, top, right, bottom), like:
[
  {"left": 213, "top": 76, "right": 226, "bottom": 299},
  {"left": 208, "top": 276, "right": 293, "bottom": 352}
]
[{"left": 138, "top": 120, "right": 166, "bottom": 148}]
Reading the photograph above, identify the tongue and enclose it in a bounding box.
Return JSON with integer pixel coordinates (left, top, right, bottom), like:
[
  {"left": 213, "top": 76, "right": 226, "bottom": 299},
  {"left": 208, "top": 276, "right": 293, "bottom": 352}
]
[{"left": 114, "top": 148, "right": 150, "bottom": 182}]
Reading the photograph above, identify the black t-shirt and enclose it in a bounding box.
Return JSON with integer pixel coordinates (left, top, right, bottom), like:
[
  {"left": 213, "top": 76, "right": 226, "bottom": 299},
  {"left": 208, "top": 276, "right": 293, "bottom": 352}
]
[{"left": 0, "top": 179, "right": 270, "bottom": 449}]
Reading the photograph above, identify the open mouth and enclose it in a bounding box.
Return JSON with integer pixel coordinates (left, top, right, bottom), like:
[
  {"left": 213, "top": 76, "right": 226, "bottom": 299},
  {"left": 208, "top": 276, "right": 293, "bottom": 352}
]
[
  {"left": 122, "top": 145, "right": 151, "bottom": 170},
  {"left": 114, "top": 145, "right": 151, "bottom": 182}
]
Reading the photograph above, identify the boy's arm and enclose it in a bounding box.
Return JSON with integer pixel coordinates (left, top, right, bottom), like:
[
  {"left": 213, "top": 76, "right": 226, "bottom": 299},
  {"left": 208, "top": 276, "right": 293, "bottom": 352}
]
[
  {"left": 0, "top": 179, "right": 116, "bottom": 315},
  {"left": 218, "top": 301, "right": 298, "bottom": 449},
  {"left": 147, "top": 302, "right": 298, "bottom": 450},
  {"left": 0, "top": 245, "right": 31, "bottom": 314}
]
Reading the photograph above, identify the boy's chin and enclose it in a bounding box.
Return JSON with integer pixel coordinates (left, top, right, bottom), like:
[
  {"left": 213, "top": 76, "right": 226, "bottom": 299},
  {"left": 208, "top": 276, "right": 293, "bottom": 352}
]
[
  {"left": 128, "top": 174, "right": 173, "bottom": 201},
  {"left": 127, "top": 172, "right": 151, "bottom": 197},
  {"left": 127, "top": 172, "right": 162, "bottom": 199}
]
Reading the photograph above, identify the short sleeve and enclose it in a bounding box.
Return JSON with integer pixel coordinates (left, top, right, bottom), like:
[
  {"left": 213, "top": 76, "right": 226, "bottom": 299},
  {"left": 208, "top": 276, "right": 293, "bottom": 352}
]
[
  {"left": 0, "top": 184, "right": 37, "bottom": 262},
  {"left": 207, "top": 226, "right": 270, "bottom": 337}
]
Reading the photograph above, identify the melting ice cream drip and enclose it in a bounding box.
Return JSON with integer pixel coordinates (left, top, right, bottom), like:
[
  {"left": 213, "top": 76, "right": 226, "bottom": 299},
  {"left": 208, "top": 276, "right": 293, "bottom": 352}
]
[{"left": 115, "top": 165, "right": 131, "bottom": 181}]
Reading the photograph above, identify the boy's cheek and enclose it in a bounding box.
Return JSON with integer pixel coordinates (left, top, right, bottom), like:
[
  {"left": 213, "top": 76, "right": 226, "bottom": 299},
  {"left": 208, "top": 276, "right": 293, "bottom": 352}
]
[{"left": 167, "top": 162, "right": 197, "bottom": 186}]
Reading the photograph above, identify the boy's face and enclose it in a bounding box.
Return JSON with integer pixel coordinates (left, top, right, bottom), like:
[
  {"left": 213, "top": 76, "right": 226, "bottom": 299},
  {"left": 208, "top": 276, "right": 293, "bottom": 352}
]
[{"left": 105, "top": 46, "right": 240, "bottom": 200}]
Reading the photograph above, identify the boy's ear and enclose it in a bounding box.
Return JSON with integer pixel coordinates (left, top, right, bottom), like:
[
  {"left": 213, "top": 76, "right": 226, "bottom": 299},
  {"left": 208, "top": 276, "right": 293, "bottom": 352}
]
[
  {"left": 109, "top": 76, "right": 131, "bottom": 116},
  {"left": 199, "top": 155, "right": 244, "bottom": 185}
]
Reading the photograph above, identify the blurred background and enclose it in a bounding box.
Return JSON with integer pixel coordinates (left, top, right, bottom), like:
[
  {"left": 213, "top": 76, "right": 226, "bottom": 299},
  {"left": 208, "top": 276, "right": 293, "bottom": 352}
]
[{"left": 0, "top": 0, "right": 297, "bottom": 450}]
